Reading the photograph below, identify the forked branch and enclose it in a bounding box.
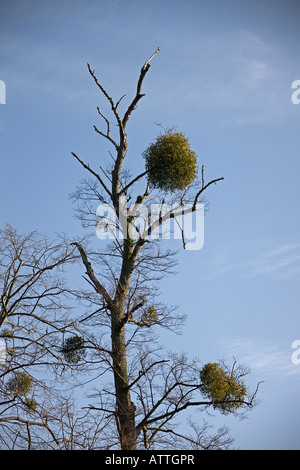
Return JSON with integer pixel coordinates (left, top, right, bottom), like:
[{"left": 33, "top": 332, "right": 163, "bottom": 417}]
[
  {"left": 87, "top": 62, "right": 123, "bottom": 131},
  {"left": 122, "top": 47, "right": 160, "bottom": 128},
  {"left": 94, "top": 106, "right": 119, "bottom": 150},
  {"left": 71, "top": 242, "right": 112, "bottom": 307},
  {"left": 192, "top": 166, "right": 224, "bottom": 211}
]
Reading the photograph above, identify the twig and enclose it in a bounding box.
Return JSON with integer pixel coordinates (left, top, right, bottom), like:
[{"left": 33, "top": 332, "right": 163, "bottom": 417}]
[{"left": 142, "top": 46, "right": 160, "bottom": 70}]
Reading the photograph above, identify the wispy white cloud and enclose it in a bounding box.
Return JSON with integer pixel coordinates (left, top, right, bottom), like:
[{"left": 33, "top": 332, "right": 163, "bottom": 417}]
[
  {"left": 246, "top": 243, "right": 300, "bottom": 280},
  {"left": 201, "top": 242, "right": 300, "bottom": 281},
  {"left": 224, "top": 337, "right": 300, "bottom": 381},
  {"left": 156, "top": 29, "right": 294, "bottom": 125}
]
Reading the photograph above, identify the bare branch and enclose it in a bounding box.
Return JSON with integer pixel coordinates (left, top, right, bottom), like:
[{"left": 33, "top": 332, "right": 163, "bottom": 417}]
[
  {"left": 142, "top": 46, "right": 160, "bottom": 70},
  {"left": 87, "top": 62, "right": 123, "bottom": 130},
  {"left": 70, "top": 242, "right": 112, "bottom": 307},
  {"left": 119, "top": 170, "right": 148, "bottom": 196},
  {"left": 122, "top": 47, "right": 160, "bottom": 128},
  {"left": 0, "top": 416, "right": 61, "bottom": 446},
  {"left": 93, "top": 106, "right": 119, "bottom": 149},
  {"left": 71, "top": 152, "right": 112, "bottom": 198},
  {"left": 192, "top": 172, "right": 224, "bottom": 210},
  {"left": 127, "top": 360, "right": 168, "bottom": 390},
  {"left": 138, "top": 397, "right": 254, "bottom": 433},
  {"left": 115, "top": 94, "right": 126, "bottom": 110}
]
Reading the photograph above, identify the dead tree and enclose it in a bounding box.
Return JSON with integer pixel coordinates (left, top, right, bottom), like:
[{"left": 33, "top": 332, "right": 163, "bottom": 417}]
[{"left": 70, "top": 48, "right": 258, "bottom": 450}]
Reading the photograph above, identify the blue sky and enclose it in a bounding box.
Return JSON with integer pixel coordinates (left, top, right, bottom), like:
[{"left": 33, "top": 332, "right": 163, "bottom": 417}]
[{"left": 1, "top": 0, "right": 300, "bottom": 449}]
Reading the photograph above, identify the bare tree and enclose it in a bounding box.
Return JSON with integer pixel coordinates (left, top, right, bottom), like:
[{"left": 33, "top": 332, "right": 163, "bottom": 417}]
[
  {"left": 69, "top": 48, "right": 259, "bottom": 450},
  {"left": 0, "top": 225, "right": 109, "bottom": 449},
  {"left": 0, "top": 49, "right": 259, "bottom": 450}
]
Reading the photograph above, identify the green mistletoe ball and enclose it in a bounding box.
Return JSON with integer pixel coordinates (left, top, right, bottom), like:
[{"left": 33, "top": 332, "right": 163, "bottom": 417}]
[
  {"left": 143, "top": 130, "right": 198, "bottom": 193},
  {"left": 8, "top": 372, "right": 33, "bottom": 397},
  {"left": 61, "top": 335, "right": 86, "bottom": 364},
  {"left": 200, "top": 362, "right": 247, "bottom": 414}
]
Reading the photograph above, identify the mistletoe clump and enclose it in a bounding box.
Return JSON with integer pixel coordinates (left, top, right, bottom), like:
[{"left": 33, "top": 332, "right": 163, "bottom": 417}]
[
  {"left": 8, "top": 372, "right": 33, "bottom": 397},
  {"left": 61, "top": 335, "right": 86, "bottom": 364},
  {"left": 24, "top": 397, "right": 38, "bottom": 413},
  {"left": 141, "top": 305, "right": 158, "bottom": 327},
  {"left": 200, "top": 362, "right": 247, "bottom": 414},
  {"left": 143, "top": 130, "right": 198, "bottom": 193}
]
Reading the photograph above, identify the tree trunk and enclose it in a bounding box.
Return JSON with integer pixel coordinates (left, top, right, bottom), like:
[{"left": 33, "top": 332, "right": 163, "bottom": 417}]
[
  {"left": 110, "top": 237, "right": 141, "bottom": 450},
  {"left": 111, "top": 309, "right": 137, "bottom": 450}
]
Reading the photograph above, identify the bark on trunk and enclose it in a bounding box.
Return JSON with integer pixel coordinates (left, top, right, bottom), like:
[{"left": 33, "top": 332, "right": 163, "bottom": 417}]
[{"left": 111, "top": 309, "right": 137, "bottom": 450}]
